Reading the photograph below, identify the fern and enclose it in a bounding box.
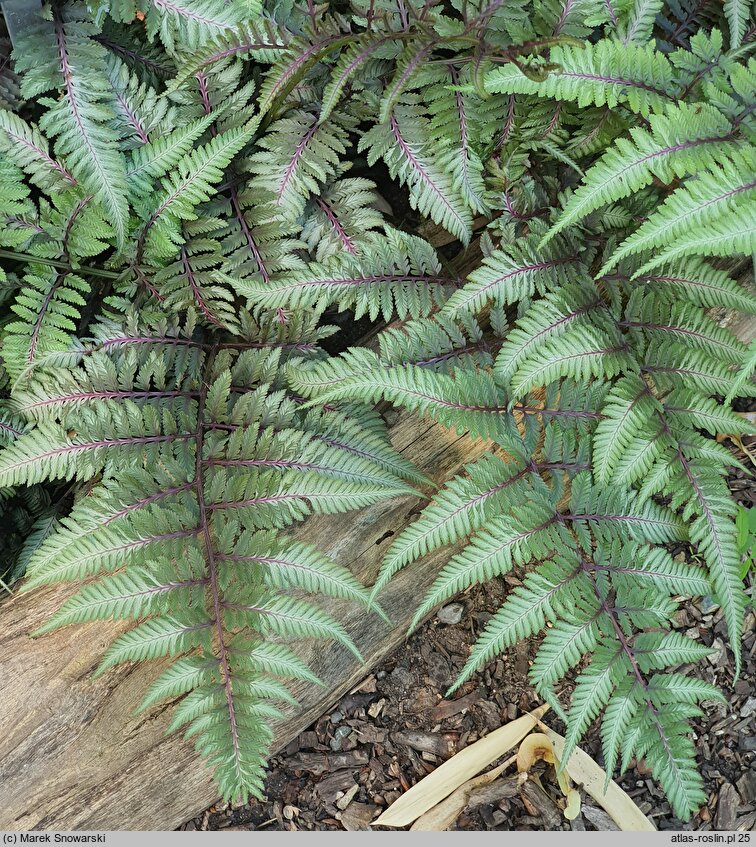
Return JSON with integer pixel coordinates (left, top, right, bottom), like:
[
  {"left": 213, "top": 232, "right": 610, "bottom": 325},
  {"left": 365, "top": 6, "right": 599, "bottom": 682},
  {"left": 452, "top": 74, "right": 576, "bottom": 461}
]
[
  {"left": 1, "top": 0, "right": 754, "bottom": 822},
  {"left": 3, "top": 266, "right": 90, "bottom": 382},
  {"left": 359, "top": 101, "right": 474, "bottom": 245},
  {"left": 299, "top": 177, "right": 385, "bottom": 261},
  {"left": 287, "top": 16, "right": 755, "bottom": 817},
  {"left": 0, "top": 325, "right": 412, "bottom": 800},
  {"left": 724, "top": 0, "right": 749, "bottom": 48},
  {"left": 602, "top": 148, "right": 756, "bottom": 273},
  {"left": 546, "top": 102, "right": 739, "bottom": 242},
  {"left": 0, "top": 109, "right": 77, "bottom": 192},
  {"left": 140, "top": 0, "right": 249, "bottom": 54},
  {"left": 136, "top": 121, "right": 258, "bottom": 261},
  {"left": 484, "top": 40, "right": 676, "bottom": 117},
  {"left": 246, "top": 109, "right": 353, "bottom": 223}
]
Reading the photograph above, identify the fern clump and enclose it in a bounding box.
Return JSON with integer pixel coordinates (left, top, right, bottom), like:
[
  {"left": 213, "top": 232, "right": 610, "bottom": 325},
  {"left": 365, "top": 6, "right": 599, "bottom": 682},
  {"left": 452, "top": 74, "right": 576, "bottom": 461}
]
[{"left": 0, "top": 0, "right": 754, "bottom": 820}]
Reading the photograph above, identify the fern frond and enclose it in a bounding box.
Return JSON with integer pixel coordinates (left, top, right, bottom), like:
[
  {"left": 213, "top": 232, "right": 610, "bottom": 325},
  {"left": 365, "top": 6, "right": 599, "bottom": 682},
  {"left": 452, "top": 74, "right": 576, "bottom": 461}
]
[
  {"left": 294, "top": 357, "right": 524, "bottom": 444},
  {"left": 633, "top": 200, "right": 756, "bottom": 274},
  {"left": 640, "top": 450, "right": 748, "bottom": 674},
  {"left": 602, "top": 149, "right": 756, "bottom": 273},
  {"left": 642, "top": 341, "right": 756, "bottom": 397},
  {"left": 561, "top": 641, "right": 626, "bottom": 766},
  {"left": 530, "top": 613, "right": 600, "bottom": 689},
  {"left": 3, "top": 268, "right": 90, "bottom": 382},
  {"left": 236, "top": 227, "right": 450, "bottom": 321},
  {"left": 126, "top": 114, "right": 215, "bottom": 200},
  {"left": 0, "top": 109, "right": 77, "bottom": 192},
  {"left": 425, "top": 64, "right": 490, "bottom": 215},
  {"left": 142, "top": 0, "right": 248, "bottom": 54},
  {"left": 359, "top": 103, "right": 473, "bottom": 244},
  {"left": 253, "top": 25, "right": 351, "bottom": 118},
  {"left": 484, "top": 40, "right": 676, "bottom": 117},
  {"left": 452, "top": 555, "right": 585, "bottom": 691},
  {"left": 592, "top": 375, "right": 660, "bottom": 484},
  {"left": 618, "top": 0, "right": 665, "bottom": 45},
  {"left": 8, "top": 336, "right": 413, "bottom": 803},
  {"left": 605, "top": 258, "right": 756, "bottom": 313},
  {"left": 149, "top": 217, "right": 238, "bottom": 330},
  {"left": 494, "top": 281, "right": 604, "bottom": 383},
  {"left": 725, "top": 338, "right": 756, "bottom": 403},
  {"left": 16, "top": 6, "right": 129, "bottom": 245},
  {"left": 137, "top": 120, "right": 258, "bottom": 261},
  {"left": 246, "top": 110, "right": 352, "bottom": 223},
  {"left": 319, "top": 35, "right": 395, "bottom": 123},
  {"left": 442, "top": 227, "right": 585, "bottom": 316},
  {"left": 218, "top": 183, "right": 306, "bottom": 287},
  {"left": 725, "top": 0, "right": 749, "bottom": 47},
  {"left": 2, "top": 0, "right": 751, "bottom": 817},
  {"left": 545, "top": 103, "right": 737, "bottom": 243},
  {"left": 410, "top": 495, "right": 573, "bottom": 629},
  {"left": 300, "top": 177, "right": 385, "bottom": 262},
  {"left": 95, "top": 615, "right": 213, "bottom": 673},
  {"left": 508, "top": 323, "right": 633, "bottom": 403},
  {"left": 104, "top": 53, "right": 172, "bottom": 146},
  {"left": 166, "top": 18, "right": 290, "bottom": 89},
  {"left": 635, "top": 707, "right": 707, "bottom": 818},
  {"left": 377, "top": 313, "right": 491, "bottom": 372},
  {"left": 373, "top": 454, "right": 531, "bottom": 598},
  {"left": 624, "top": 290, "right": 749, "bottom": 364}
]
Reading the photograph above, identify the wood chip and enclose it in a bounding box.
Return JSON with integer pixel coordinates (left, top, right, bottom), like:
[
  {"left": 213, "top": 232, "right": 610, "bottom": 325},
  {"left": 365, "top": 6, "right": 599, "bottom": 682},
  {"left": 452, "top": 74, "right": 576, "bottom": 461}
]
[
  {"left": 716, "top": 783, "right": 739, "bottom": 831},
  {"left": 299, "top": 731, "right": 320, "bottom": 750},
  {"left": 351, "top": 675, "right": 377, "bottom": 694},
  {"left": 290, "top": 750, "right": 369, "bottom": 775},
  {"left": 570, "top": 814, "right": 586, "bottom": 831},
  {"left": 582, "top": 803, "right": 620, "bottom": 831},
  {"left": 432, "top": 691, "right": 481, "bottom": 722},
  {"left": 391, "top": 730, "right": 456, "bottom": 758},
  {"left": 520, "top": 779, "right": 562, "bottom": 830},
  {"left": 336, "top": 784, "right": 360, "bottom": 810},
  {"left": 318, "top": 769, "right": 357, "bottom": 798},
  {"left": 337, "top": 802, "right": 379, "bottom": 831},
  {"left": 737, "top": 771, "right": 756, "bottom": 805},
  {"left": 465, "top": 777, "right": 519, "bottom": 810}
]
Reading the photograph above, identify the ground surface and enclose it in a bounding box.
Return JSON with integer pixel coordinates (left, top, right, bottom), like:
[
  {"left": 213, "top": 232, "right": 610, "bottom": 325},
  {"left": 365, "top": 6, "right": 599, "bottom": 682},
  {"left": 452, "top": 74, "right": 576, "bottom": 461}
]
[{"left": 181, "top": 444, "right": 755, "bottom": 833}]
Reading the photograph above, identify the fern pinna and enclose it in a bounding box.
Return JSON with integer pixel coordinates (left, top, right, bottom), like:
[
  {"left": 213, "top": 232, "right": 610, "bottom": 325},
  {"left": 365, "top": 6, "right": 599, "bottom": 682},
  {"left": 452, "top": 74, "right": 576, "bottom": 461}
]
[{"left": 0, "top": 0, "right": 754, "bottom": 822}]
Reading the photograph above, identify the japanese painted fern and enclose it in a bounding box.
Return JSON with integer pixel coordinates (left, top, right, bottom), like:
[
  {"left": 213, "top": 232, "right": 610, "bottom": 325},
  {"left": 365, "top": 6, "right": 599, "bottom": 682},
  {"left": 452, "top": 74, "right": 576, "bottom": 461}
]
[{"left": 1, "top": 0, "right": 754, "bottom": 822}]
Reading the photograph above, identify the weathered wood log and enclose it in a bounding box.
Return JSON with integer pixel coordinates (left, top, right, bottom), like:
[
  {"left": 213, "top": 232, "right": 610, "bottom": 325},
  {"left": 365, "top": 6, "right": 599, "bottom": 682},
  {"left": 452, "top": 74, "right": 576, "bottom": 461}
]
[{"left": 0, "top": 412, "right": 492, "bottom": 831}]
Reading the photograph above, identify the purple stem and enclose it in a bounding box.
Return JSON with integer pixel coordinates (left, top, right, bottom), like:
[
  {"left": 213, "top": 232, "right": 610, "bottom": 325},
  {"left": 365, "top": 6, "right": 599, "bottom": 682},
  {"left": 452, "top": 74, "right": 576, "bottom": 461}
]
[
  {"left": 315, "top": 198, "right": 356, "bottom": 254},
  {"left": 193, "top": 370, "right": 243, "bottom": 774},
  {"left": 229, "top": 184, "right": 270, "bottom": 283},
  {"left": 181, "top": 245, "right": 226, "bottom": 329},
  {"left": 276, "top": 118, "right": 319, "bottom": 207},
  {"left": 2, "top": 126, "right": 76, "bottom": 185},
  {"left": 27, "top": 272, "right": 65, "bottom": 367}
]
